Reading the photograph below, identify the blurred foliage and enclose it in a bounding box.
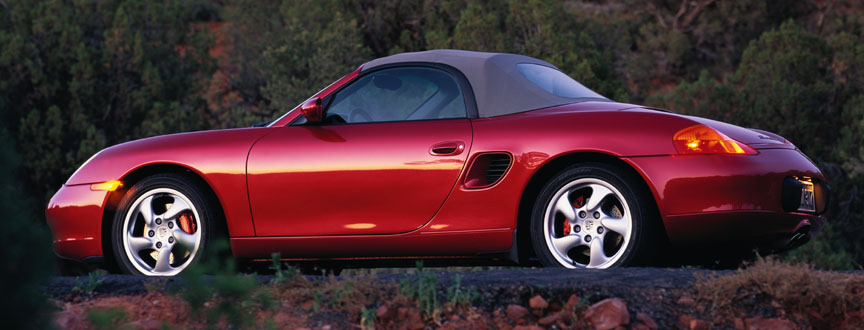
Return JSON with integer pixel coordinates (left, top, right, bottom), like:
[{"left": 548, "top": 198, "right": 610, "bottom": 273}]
[
  {"left": 0, "top": 126, "right": 53, "bottom": 328},
  {"left": 181, "top": 239, "right": 275, "bottom": 328},
  {"left": 1, "top": 0, "right": 863, "bottom": 269},
  {"left": 86, "top": 307, "right": 129, "bottom": 330},
  {"left": 788, "top": 222, "right": 857, "bottom": 270}
]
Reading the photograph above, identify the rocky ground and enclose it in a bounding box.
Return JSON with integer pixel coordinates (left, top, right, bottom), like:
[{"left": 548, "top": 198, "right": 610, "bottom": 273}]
[{"left": 42, "top": 261, "right": 864, "bottom": 329}]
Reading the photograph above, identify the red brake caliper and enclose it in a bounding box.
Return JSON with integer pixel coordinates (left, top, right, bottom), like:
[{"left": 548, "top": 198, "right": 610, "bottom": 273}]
[
  {"left": 563, "top": 195, "right": 585, "bottom": 236},
  {"left": 178, "top": 212, "right": 197, "bottom": 234}
]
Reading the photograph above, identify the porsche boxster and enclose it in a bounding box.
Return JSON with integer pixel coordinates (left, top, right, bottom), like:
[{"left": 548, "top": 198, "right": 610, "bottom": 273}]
[{"left": 46, "top": 50, "right": 829, "bottom": 276}]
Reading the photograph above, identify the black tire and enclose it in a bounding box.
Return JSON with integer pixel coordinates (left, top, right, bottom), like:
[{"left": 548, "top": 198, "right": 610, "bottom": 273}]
[
  {"left": 111, "top": 173, "right": 222, "bottom": 276},
  {"left": 529, "top": 163, "right": 661, "bottom": 268}
]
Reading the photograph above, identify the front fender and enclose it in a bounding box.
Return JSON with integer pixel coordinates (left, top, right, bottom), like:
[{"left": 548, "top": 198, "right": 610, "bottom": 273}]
[{"left": 65, "top": 128, "right": 272, "bottom": 238}]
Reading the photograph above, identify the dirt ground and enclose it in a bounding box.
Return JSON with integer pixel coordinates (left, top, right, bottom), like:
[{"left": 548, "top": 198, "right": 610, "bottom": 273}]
[{"left": 43, "top": 263, "right": 864, "bottom": 329}]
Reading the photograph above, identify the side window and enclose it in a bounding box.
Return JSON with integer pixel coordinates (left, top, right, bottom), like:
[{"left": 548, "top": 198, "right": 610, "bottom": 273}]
[
  {"left": 324, "top": 67, "right": 467, "bottom": 124},
  {"left": 515, "top": 63, "right": 606, "bottom": 99}
]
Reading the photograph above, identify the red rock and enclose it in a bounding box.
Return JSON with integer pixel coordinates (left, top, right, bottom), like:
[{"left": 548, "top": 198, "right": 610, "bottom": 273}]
[
  {"left": 53, "top": 310, "right": 80, "bottom": 329},
  {"left": 375, "top": 305, "right": 389, "bottom": 319},
  {"left": 678, "top": 314, "right": 709, "bottom": 330},
  {"left": 506, "top": 304, "right": 530, "bottom": 323},
  {"left": 538, "top": 312, "right": 560, "bottom": 326},
  {"left": 690, "top": 319, "right": 709, "bottom": 330},
  {"left": 677, "top": 296, "right": 696, "bottom": 305},
  {"left": 632, "top": 312, "right": 658, "bottom": 330},
  {"left": 529, "top": 295, "right": 549, "bottom": 309},
  {"left": 584, "top": 298, "right": 630, "bottom": 330},
  {"left": 407, "top": 321, "right": 425, "bottom": 330},
  {"left": 566, "top": 294, "right": 580, "bottom": 308},
  {"left": 397, "top": 307, "right": 409, "bottom": 320},
  {"left": 733, "top": 318, "right": 746, "bottom": 329},
  {"left": 746, "top": 316, "right": 797, "bottom": 330}
]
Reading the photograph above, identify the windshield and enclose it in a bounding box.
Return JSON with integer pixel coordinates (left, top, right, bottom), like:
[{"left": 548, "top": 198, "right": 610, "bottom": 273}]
[{"left": 266, "top": 72, "right": 353, "bottom": 127}]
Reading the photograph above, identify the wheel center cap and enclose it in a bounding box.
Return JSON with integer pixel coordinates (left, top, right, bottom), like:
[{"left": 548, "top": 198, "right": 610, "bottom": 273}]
[
  {"left": 584, "top": 220, "right": 594, "bottom": 231},
  {"left": 158, "top": 226, "right": 170, "bottom": 239}
]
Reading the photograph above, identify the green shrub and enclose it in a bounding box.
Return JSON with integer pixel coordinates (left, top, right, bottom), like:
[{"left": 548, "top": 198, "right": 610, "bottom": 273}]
[
  {"left": 0, "top": 126, "right": 53, "bottom": 329},
  {"left": 181, "top": 240, "right": 275, "bottom": 328},
  {"left": 73, "top": 272, "right": 106, "bottom": 294},
  {"left": 399, "top": 261, "right": 441, "bottom": 317},
  {"left": 86, "top": 307, "right": 128, "bottom": 330}
]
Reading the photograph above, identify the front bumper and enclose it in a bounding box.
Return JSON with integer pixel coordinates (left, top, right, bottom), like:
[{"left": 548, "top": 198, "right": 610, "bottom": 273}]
[
  {"left": 46, "top": 184, "right": 110, "bottom": 260},
  {"left": 626, "top": 148, "right": 828, "bottom": 246}
]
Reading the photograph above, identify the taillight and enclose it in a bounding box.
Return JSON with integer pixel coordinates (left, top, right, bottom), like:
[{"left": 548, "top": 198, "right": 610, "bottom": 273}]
[{"left": 673, "top": 124, "right": 758, "bottom": 155}]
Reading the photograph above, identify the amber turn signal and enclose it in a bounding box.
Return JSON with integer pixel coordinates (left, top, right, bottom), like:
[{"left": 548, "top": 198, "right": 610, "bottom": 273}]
[
  {"left": 90, "top": 180, "right": 123, "bottom": 191},
  {"left": 673, "top": 125, "right": 757, "bottom": 155}
]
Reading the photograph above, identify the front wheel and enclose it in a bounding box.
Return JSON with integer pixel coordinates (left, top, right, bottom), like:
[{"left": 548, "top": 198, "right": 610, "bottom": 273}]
[
  {"left": 112, "top": 174, "right": 219, "bottom": 276},
  {"left": 530, "top": 164, "right": 660, "bottom": 268}
]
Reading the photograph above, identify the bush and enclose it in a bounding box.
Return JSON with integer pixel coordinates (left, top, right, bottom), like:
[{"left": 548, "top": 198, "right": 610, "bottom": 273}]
[
  {"left": 181, "top": 240, "right": 275, "bottom": 328},
  {"left": 0, "top": 127, "right": 54, "bottom": 329},
  {"left": 695, "top": 257, "right": 864, "bottom": 328}
]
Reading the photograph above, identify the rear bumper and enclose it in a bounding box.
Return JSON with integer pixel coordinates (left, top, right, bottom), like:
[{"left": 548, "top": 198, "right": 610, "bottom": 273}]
[
  {"left": 662, "top": 211, "right": 825, "bottom": 246},
  {"left": 626, "top": 148, "right": 829, "bottom": 246},
  {"left": 45, "top": 184, "right": 109, "bottom": 260}
]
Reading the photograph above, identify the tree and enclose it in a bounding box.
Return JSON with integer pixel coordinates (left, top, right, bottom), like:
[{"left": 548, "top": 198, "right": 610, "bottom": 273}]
[
  {"left": 656, "top": 21, "right": 836, "bottom": 157},
  {"left": 0, "top": 0, "right": 216, "bottom": 205}
]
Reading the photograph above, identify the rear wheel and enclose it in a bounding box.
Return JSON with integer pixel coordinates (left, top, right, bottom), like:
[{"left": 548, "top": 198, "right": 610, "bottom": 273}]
[
  {"left": 112, "top": 174, "right": 219, "bottom": 276},
  {"left": 530, "top": 164, "right": 660, "bottom": 268}
]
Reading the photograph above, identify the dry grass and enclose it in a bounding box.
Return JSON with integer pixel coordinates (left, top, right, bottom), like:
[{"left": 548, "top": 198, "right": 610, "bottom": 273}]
[{"left": 694, "top": 257, "right": 864, "bottom": 328}]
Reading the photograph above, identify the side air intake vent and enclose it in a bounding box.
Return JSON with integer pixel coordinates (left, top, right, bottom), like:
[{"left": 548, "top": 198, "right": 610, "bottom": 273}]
[
  {"left": 464, "top": 153, "right": 513, "bottom": 189},
  {"left": 485, "top": 155, "right": 511, "bottom": 184}
]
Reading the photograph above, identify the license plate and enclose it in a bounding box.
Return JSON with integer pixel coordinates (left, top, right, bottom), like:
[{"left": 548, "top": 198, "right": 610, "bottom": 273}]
[{"left": 798, "top": 181, "right": 816, "bottom": 213}]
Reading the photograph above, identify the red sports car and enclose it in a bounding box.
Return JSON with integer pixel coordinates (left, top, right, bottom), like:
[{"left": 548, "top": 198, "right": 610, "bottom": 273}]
[{"left": 46, "top": 50, "right": 829, "bottom": 276}]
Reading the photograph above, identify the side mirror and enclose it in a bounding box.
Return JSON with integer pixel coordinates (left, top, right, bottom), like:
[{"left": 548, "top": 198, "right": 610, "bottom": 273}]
[{"left": 300, "top": 97, "right": 323, "bottom": 123}]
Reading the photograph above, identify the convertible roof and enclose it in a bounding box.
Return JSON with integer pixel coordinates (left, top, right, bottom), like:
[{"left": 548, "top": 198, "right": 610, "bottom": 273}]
[{"left": 361, "top": 49, "right": 607, "bottom": 118}]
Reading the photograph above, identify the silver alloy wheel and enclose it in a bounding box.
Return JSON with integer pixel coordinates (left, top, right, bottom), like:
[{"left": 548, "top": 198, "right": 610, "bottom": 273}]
[
  {"left": 543, "top": 178, "right": 633, "bottom": 268},
  {"left": 122, "top": 188, "right": 202, "bottom": 276}
]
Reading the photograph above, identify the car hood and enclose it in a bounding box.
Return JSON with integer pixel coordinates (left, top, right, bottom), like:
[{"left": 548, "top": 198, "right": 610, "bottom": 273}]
[{"left": 66, "top": 128, "right": 271, "bottom": 185}]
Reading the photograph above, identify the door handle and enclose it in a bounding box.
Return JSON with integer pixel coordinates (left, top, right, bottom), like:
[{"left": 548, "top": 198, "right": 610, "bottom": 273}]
[{"left": 430, "top": 141, "right": 465, "bottom": 156}]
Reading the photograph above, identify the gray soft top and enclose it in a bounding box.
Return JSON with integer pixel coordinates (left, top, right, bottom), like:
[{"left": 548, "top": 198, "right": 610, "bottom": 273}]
[{"left": 362, "top": 49, "right": 608, "bottom": 118}]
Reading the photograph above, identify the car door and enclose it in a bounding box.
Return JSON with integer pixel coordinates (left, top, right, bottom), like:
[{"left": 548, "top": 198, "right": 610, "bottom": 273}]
[{"left": 247, "top": 66, "right": 474, "bottom": 236}]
